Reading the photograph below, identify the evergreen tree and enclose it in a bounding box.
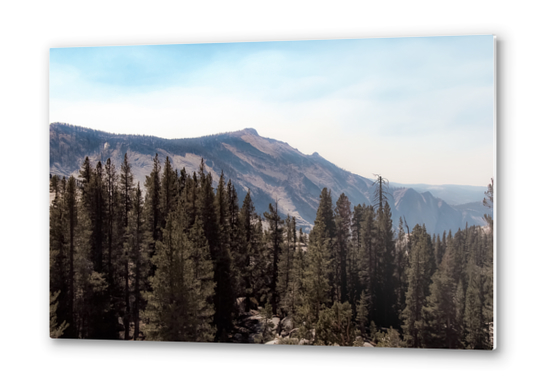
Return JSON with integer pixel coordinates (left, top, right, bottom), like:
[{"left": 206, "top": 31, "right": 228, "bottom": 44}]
[
  {"left": 50, "top": 176, "right": 70, "bottom": 337},
  {"left": 89, "top": 161, "right": 106, "bottom": 273},
  {"left": 299, "top": 223, "right": 331, "bottom": 326},
  {"left": 356, "top": 290, "right": 369, "bottom": 337},
  {"left": 50, "top": 291, "right": 69, "bottom": 338},
  {"left": 125, "top": 182, "right": 146, "bottom": 339},
  {"left": 359, "top": 205, "right": 377, "bottom": 322},
  {"left": 145, "top": 199, "right": 215, "bottom": 341},
  {"left": 104, "top": 158, "right": 119, "bottom": 287},
  {"left": 263, "top": 201, "right": 284, "bottom": 315},
  {"left": 401, "top": 224, "right": 434, "bottom": 348},
  {"left": 119, "top": 153, "right": 134, "bottom": 228},
  {"left": 394, "top": 216, "right": 408, "bottom": 322},
  {"left": 315, "top": 188, "right": 336, "bottom": 240},
  {"left": 348, "top": 204, "right": 364, "bottom": 319},
  {"left": 64, "top": 176, "right": 78, "bottom": 337},
  {"left": 144, "top": 154, "right": 162, "bottom": 265},
  {"left": 374, "top": 201, "right": 396, "bottom": 327},
  {"left": 226, "top": 180, "right": 242, "bottom": 299},
  {"left": 119, "top": 153, "right": 134, "bottom": 339},
  {"left": 86, "top": 161, "right": 118, "bottom": 338},
  {"left": 351, "top": 204, "right": 364, "bottom": 254},
  {"left": 213, "top": 171, "right": 236, "bottom": 338},
  {"left": 313, "top": 188, "right": 336, "bottom": 305},
  {"left": 279, "top": 215, "right": 300, "bottom": 316},
  {"left": 422, "top": 249, "right": 461, "bottom": 349},
  {"left": 160, "top": 156, "right": 178, "bottom": 226},
  {"left": 239, "top": 190, "right": 257, "bottom": 310},
  {"left": 277, "top": 215, "right": 292, "bottom": 313},
  {"left": 187, "top": 216, "right": 217, "bottom": 341},
  {"left": 334, "top": 193, "right": 352, "bottom": 304},
  {"left": 78, "top": 156, "right": 92, "bottom": 207},
  {"left": 463, "top": 264, "right": 486, "bottom": 349},
  {"left": 104, "top": 158, "right": 124, "bottom": 337},
  {"left": 315, "top": 301, "right": 355, "bottom": 346},
  {"left": 250, "top": 215, "right": 269, "bottom": 308}
]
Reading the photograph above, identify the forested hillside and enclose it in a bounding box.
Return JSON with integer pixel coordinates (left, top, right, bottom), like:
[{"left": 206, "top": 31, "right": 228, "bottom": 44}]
[{"left": 50, "top": 153, "right": 494, "bottom": 349}]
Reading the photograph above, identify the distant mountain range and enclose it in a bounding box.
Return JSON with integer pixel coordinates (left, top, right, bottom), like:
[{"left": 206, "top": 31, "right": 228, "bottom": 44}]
[
  {"left": 388, "top": 182, "right": 487, "bottom": 207},
  {"left": 50, "top": 123, "right": 492, "bottom": 234}
]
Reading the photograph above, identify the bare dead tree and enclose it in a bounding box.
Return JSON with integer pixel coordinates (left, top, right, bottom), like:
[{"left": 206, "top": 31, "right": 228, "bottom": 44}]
[{"left": 372, "top": 174, "right": 390, "bottom": 211}]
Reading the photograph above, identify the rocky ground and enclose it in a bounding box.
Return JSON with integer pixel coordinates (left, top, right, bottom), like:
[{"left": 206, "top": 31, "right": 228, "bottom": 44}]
[{"left": 229, "top": 298, "right": 374, "bottom": 347}]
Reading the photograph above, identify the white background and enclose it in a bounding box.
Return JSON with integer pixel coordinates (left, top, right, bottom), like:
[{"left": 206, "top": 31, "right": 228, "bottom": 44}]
[{"left": 1, "top": 0, "right": 539, "bottom": 382}]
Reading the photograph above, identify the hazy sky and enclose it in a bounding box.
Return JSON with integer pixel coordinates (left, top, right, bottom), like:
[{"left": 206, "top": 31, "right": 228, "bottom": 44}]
[{"left": 50, "top": 36, "right": 494, "bottom": 186}]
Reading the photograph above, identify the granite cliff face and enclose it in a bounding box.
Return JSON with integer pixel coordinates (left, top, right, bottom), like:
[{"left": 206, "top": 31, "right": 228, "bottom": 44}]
[{"left": 50, "top": 123, "right": 490, "bottom": 233}]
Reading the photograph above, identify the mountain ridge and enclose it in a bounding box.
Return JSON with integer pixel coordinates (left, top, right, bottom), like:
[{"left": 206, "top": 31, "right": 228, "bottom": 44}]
[{"left": 50, "top": 122, "right": 491, "bottom": 234}]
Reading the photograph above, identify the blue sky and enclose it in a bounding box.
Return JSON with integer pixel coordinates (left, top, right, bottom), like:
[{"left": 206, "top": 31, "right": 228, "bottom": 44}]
[{"left": 50, "top": 35, "right": 494, "bottom": 186}]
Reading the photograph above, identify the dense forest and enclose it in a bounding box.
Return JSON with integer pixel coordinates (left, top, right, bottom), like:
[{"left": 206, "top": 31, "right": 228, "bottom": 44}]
[{"left": 49, "top": 153, "right": 494, "bottom": 349}]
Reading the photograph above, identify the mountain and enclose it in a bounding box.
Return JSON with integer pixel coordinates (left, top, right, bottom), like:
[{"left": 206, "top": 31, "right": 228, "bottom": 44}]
[
  {"left": 389, "top": 182, "right": 488, "bottom": 206},
  {"left": 50, "top": 123, "right": 491, "bottom": 234}
]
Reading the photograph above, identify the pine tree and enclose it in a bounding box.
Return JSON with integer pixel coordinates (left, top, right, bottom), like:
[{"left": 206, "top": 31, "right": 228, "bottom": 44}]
[
  {"left": 119, "top": 153, "right": 135, "bottom": 339},
  {"left": 78, "top": 156, "right": 92, "bottom": 205},
  {"left": 64, "top": 176, "right": 78, "bottom": 337},
  {"left": 348, "top": 204, "right": 364, "bottom": 320},
  {"left": 401, "top": 224, "right": 434, "bottom": 348},
  {"left": 374, "top": 201, "right": 396, "bottom": 327},
  {"left": 315, "top": 301, "right": 355, "bottom": 346},
  {"left": 482, "top": 231, "right": 494, "bottom": 348},
  {"left": 104, "top": 158, "right": 118, "bottom": 287},
  {"left": 313, "top": 188, "right": 336, "bottom": 306},
  {"left": 144, "top": 154, "right": 162, "bottom": 266},
  {"left": 239, "top": 190, "right": 257, "bottom": 310},
  {"left": 334, "top": 193, "right": 352, "bottom": 304},
  {"left": 463, "top": 263, "right": 486, "bottom": 349},
  {"left": 89, "top": 161, "right": 106, "bottom": 273},
  {"left": 213, "top": 171, "right": 236, "bottom": 338},
  {"left": 145, "top": 199, "right": 215, "bottom": 341},
  {"left": 226, "top": 180, "right": 242, "bottom": 299},
  {"left": 50, "top": 291, "right": 69, "bottom": 338},
  {"left": 84, "top": 161, "right": 118, "bottom": 338},
  {"left": 125, "top": 182, "right": 146, "bottom": 339},
  {"left": 278, "top": 215, "right": 300, "bottom": 316},
  {"left": 394, "top": 216, "right": 408, "bottom": 323},
  {"left": 300, "top": 223, "right": 331, "bottom": 326},
  {"left": 459, "top": 225, "right": 492, "bottom": 349},
  {"left": 277, "top": 215, "right": 291, "bottom": 313},
  {"left": 422, "top": 249, "right": 461, "bottom": 349},
  {"left": 50, "top": 176, "right": 70, "bottom": 337},
  {"left": 359, "top": 204, "right": 377, "bottom": 322},
  {"left": 315, "top": 188, "right": 336, "bottom": 240},
  {"left": 119, "top": 153, "right": 134, "bottom": 228},
  {"left": 72, "top": 162, "right": 95, "bottom": 338},
  {"left": 263, "top": 201, "right": 284, "bottom": 315},
  {"left": 160, "top": 156, "right": 178, "bottom": 226},
  {"left": 351, "top": 204, "right": 364, "bottom": 254},
  {"left": 104, "top": 158, "right": 124, "bottom": 337},
  {"left": 187, "top": 216, "right": 217, "bottom": 341},
  {"left": 250, "top": 215, "right": 269, "bottom": 308},
  {"left": 356, "top": 290, "right": 369, "bottom": 337}
]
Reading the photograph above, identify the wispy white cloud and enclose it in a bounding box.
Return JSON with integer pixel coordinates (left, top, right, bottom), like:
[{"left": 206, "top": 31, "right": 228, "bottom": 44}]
[{"left": 50, "top": 36, "right": 494, "bottom": 186}]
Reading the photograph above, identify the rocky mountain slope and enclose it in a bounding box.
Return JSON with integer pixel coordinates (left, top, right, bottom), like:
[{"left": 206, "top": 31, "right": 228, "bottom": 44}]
[{"left": 50, "top": 123, "right": 491, "bottom": 234}]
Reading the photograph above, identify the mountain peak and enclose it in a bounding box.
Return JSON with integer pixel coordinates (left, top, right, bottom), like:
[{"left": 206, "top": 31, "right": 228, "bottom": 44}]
[{"left": 241, "top": 128, "right": 259, "bottom": 136}]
